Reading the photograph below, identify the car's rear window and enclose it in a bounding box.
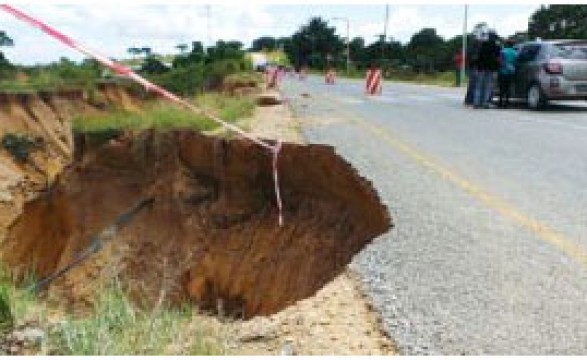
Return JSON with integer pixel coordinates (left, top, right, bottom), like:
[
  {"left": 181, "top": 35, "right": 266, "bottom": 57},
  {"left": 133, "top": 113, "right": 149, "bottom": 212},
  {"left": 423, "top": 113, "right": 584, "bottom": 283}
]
[{"left": 552, "top": 43, "right": 587, "bottom": 60}]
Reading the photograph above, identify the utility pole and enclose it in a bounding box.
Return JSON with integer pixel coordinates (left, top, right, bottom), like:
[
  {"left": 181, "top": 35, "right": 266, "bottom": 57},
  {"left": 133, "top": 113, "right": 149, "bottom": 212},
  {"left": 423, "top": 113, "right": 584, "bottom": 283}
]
[
  {"left": 461, "top": 4, "right": 468, "bottom": 87},
  {"left": 381, "top": 4, "right": 389, "bottom": 64}
]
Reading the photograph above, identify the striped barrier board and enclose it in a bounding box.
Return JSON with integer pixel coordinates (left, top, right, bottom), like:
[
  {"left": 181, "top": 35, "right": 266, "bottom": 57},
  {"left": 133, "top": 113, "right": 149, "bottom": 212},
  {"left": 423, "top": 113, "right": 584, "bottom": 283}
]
[
  {"left": 265, "top": 67, "right": 280, "bottom": 89},
  {"left": 325, "top": 69, "right": 336, "bottom": 84},
  {"left": 365, "top": 68, "right": 382, "bottom": 95}
]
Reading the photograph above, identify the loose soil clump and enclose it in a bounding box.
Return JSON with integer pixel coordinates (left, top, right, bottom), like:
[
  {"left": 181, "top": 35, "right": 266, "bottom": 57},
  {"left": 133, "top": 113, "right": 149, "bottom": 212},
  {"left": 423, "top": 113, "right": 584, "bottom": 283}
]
[{"left": 4, "top": 129, "right": 391, "bottom": 319}]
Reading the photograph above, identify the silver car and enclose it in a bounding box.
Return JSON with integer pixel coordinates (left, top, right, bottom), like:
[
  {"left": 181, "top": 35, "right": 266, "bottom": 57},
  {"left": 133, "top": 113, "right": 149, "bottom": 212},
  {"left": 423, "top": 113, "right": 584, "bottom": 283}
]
[{"left": 497, "top": 40, "right": 587, "bottom": 109}]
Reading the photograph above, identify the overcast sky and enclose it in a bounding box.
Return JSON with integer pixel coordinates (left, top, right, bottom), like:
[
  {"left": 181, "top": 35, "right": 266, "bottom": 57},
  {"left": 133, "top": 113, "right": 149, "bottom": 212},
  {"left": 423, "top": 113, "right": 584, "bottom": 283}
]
[{"left": 0, "top": 3, "right": 539, "bottom": 65}]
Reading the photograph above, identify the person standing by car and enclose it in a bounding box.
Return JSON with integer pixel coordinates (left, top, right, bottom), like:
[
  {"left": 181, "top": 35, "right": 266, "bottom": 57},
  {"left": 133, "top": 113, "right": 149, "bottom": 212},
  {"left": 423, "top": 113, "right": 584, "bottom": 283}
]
[
  {"left": 497, "top": 39, "right": 517, "bottom": 108},
  {"left": 473, "top": 30, "right": 501, "bottom": 109},
  {"left": 464, "top": 37, "right": 481, "bottom": 105}
]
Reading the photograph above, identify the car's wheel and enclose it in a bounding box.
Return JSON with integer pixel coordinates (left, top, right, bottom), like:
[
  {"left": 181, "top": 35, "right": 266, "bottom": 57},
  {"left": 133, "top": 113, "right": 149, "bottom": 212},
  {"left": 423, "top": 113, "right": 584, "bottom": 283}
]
[{"left": 527, "top": 83, "right": 547, "bottom": 110}]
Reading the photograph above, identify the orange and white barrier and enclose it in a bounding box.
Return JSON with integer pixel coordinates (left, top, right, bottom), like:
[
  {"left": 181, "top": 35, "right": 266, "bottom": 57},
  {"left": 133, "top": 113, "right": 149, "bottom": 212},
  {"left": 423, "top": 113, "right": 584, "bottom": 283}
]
[
  {"left": 325, "top": 69, "right": 336, "bottom": 84},
  {"left": 265, "top": 67, "right": 280, "bottom": 89},
  {"left": 365, "top": 68, "right": 382, "bottom": 95}
]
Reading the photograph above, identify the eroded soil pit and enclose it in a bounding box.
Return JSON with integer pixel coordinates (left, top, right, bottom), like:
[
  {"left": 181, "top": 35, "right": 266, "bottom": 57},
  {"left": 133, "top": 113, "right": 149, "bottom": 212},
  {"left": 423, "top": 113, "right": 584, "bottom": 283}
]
[{"left": 3, "top": 129, "right": 391, "bottom": 319}]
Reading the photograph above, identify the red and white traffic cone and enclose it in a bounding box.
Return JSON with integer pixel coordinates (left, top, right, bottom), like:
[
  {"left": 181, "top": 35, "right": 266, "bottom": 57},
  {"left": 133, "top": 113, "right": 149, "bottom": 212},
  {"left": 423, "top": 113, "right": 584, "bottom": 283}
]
[
  {"left": 265, "top": 67, "right": 280, "bottom": 89},
  {"left": 365, "top": 68, "right": 382, "bottom": 95},
  {"left": 325, "top": 69, "right": 336, "bottom": 84}
]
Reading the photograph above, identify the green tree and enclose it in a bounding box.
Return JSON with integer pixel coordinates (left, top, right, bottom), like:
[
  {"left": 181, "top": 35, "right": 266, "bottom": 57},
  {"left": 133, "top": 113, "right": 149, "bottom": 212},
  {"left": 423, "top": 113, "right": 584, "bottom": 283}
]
[
  {"left": 285, "top": 17, "right": 344, "bottom": 70},
  {"left": 191, "top": 41, "right": 205, "bottom": 55},
  {"left": 364, "top": 36, "right": 405, "bottom": 69},
  {"left": 140, "top": 47, "right": 152, "bottom": 57},
  {"left": 0, "top": 31, "right": 14, "bottom": 78},
  {"left": 0, "top": 31, "right": 13, "bottom": 48},
  {"left": 175, "top": 43, "right": 188, "bottom": 54},
  {"left": 528, "top": 5, "right": 587, "bottom": 39},
  {"left": 349, "top": 37, "right": 366, "bottom": 68},
  {"left": 205, "top": 40, "right": 244, "bottom": 63},
  {"left": 140, "top": 56, "right": 169, "bottom": 74},
  {"left": 172, "top": 41, "right": 205, "bottom": 69},
  {"left": 127, "top": 47, "right": 141, "bottom": 59},
  {"left": 406, "top": 28, "right": 446, "bottom": 72},
  {"left": 251, "top": 36, "right": 277, "bottom": 52}
]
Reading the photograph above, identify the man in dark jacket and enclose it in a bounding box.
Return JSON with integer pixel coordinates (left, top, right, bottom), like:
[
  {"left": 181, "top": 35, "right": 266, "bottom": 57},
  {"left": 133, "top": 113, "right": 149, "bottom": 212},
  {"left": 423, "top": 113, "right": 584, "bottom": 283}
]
[
  {"left": 464, "top": 38, "right": 481, "bottom": 105},
  {"left": 473, "top": 30, "right": 500, "bottom": 108}
]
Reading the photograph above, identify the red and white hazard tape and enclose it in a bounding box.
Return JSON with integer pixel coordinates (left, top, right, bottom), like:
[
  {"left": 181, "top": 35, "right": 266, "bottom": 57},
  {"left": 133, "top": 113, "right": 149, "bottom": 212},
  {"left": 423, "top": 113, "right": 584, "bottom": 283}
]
[{"left": 1, "top": 4, "right": 285, "bottom": 226}]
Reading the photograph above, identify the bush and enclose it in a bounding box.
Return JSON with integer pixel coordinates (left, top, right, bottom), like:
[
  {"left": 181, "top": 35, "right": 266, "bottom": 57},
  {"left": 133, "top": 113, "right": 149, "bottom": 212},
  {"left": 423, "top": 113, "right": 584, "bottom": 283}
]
[
  {"left": 203, "top": 59, "right": 249, "bottom": 90},
  {"left": 222, "top": 72, "right": 262, "bottom": 93},
  {"left": 148, "top": 63, "right": 205, "bottom": 96},
  {"left": 140, "top": 57, "right": 170, "bottom": 75},
  {"left": 147, "top": 60, "right": 253, "bottom": 96},
  {"left": 0, "top": 58, "right": 100, "bottom": 92}
]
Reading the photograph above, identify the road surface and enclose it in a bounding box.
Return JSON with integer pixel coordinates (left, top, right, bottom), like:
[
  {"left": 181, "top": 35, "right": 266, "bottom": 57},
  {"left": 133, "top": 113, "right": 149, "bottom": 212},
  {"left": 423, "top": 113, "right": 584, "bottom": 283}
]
[{"left": 281, "top": 75, "right": 587, "bottom": 355}]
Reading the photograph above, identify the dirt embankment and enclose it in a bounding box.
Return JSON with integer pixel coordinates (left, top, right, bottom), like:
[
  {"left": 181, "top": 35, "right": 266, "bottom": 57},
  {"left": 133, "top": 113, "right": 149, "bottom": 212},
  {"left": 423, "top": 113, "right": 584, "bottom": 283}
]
[
  {"left": 0, "top": 83, "right": 140, "bottom": 159},
  {"left": 4, "top": 128, "right": 390, "bottom": 319},
  {"left": 0, "top": 83, "right": 142, "bottom": 240}
]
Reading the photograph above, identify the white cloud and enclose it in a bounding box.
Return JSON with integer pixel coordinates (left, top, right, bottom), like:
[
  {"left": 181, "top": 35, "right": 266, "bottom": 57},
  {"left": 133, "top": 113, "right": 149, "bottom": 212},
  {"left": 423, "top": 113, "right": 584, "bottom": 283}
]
[
  {"left": 355, "top": 6, "right": 462, "bottom": 44},
  {"left": 1, "top": 4, "right": 277, "bottom": 64}
]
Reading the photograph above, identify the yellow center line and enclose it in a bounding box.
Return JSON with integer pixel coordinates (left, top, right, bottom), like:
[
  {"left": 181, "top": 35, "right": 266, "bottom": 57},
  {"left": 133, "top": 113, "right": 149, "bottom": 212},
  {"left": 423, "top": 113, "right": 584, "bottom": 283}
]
[{"left": 322, "top": 93, "right": 587, "bottom": 268}]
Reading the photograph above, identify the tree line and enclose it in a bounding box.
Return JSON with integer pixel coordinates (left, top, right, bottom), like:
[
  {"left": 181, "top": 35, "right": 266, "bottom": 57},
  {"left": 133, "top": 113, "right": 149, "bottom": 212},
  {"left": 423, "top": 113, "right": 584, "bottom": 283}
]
[
  {"left": 2, "top": 5, "right": 587, "bottom": 83},
  {"left": 250, "top": 5, "right": 587, "bottom": 73}
]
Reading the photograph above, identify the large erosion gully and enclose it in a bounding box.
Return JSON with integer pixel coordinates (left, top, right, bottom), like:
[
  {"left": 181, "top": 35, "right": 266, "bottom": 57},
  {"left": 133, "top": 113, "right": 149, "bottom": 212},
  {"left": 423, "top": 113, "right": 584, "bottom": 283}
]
[{"left": 3, "top": 128, "right": 391, "bottom": 319}]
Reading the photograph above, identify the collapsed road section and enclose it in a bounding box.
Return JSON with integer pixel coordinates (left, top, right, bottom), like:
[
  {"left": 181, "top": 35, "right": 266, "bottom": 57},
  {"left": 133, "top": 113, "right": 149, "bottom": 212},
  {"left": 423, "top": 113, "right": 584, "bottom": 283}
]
[{"left": 3, "top": 129, "right": 391, "bottom": 319}]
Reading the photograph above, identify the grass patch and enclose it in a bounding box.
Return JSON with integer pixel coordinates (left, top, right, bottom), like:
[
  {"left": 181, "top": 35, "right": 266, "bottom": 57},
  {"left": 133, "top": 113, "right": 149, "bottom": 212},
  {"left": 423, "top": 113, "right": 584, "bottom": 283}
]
[
  {"left": 334, "top": 69, "right": 463, "bottom": 87},
  {"left": 48, "top": 282, "right": 222, "bottom": 355},
  {"left": 388, "top": 71, "right": 458, "bottom": 87},
  {"left": 72, "top": 93, "right": 256, "bottom": 134},
  {"left": 0, "top": 265, "right": 224, "bottom": 355},
  {"left": 0, "top": 265, "right": 46, "bottom": 332}
]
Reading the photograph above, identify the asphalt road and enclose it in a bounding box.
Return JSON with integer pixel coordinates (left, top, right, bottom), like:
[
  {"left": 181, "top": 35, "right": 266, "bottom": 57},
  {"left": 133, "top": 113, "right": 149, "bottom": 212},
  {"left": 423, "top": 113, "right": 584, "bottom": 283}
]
[{"left": 281, "top": 75, "right": 587, "bottom": 355}]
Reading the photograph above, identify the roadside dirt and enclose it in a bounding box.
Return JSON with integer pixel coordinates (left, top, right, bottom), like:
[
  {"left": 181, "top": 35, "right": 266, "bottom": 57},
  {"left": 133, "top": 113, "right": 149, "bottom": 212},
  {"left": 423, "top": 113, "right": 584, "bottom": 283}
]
[{"left": 220, "top": 93, "right": 396, "bottom": 355}]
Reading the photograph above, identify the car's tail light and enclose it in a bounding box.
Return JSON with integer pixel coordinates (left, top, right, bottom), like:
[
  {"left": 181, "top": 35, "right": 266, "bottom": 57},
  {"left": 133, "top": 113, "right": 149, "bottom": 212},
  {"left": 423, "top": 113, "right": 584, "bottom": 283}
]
[{"left": 544, "top": 62, "right": 563, "bottom": 74}]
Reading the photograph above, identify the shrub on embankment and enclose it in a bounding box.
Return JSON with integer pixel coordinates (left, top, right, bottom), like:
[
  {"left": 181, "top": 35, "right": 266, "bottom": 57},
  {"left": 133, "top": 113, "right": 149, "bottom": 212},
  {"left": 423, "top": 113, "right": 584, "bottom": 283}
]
[{"left": 0, "top": 38, "right": 259, "bottom": 96}]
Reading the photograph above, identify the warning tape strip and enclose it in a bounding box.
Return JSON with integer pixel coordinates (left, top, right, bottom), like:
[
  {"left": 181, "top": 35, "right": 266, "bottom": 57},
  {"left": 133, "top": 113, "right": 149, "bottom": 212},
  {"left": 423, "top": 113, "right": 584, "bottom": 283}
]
[{"left": 1, "top": 4, "right": 284, "bottom": 225}]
